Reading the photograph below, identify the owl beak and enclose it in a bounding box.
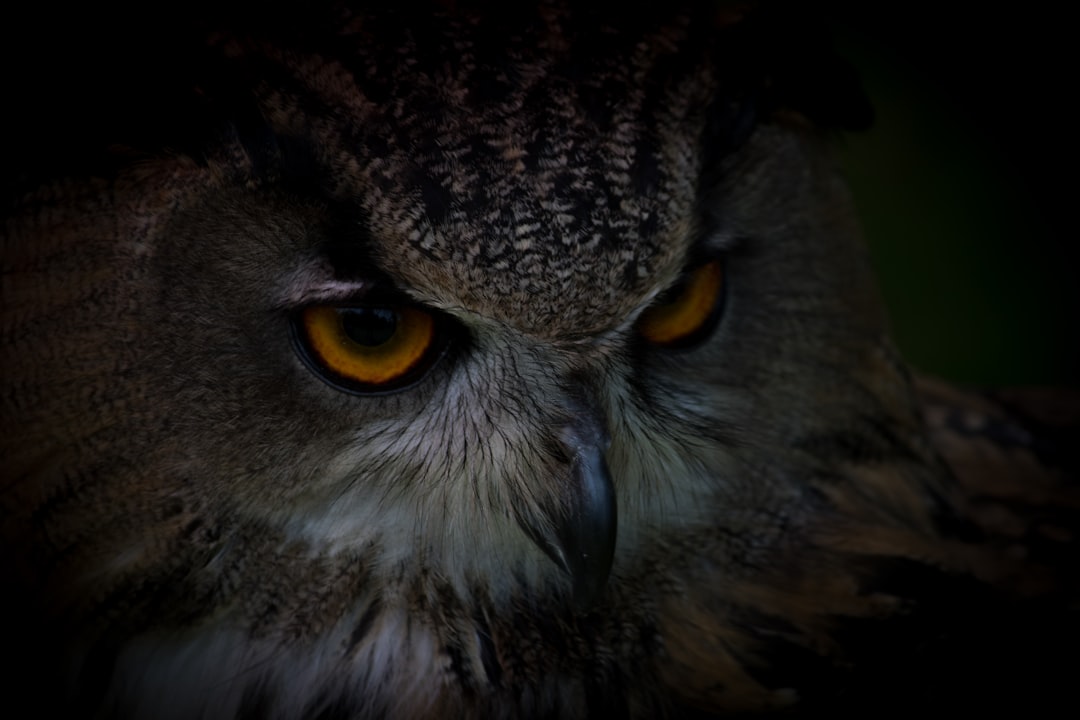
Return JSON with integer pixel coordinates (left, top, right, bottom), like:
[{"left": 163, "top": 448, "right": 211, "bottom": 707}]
[
  {"left": 521, "top": 417, "right": 617, "bottom": 611},
  {"left": 559, "top": 436, "right": 617, "bottom": 610}
]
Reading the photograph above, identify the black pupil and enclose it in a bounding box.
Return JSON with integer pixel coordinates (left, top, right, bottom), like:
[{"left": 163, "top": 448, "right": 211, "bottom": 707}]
[{"left": 341, "top": 307, "right": 398, "bottom": 346}]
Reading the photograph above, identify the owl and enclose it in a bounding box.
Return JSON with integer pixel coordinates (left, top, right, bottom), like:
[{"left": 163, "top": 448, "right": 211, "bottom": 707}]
[{"left": 1, "top": 2, "right": 1077, "bottom": 718}]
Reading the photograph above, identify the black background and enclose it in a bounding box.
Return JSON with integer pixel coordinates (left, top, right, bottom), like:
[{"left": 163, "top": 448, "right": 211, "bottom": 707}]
[{"left": 829, "top": 5, "right": 1076, "bottom": 387}]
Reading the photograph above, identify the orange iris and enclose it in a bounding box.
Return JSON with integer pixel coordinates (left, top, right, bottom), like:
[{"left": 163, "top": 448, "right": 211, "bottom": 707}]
[
  {"left": 637, "top": 260, "right": 724, "bottom": 347},
  {"left": 299, "top": 305, "right": 436, "bottom": 388}
]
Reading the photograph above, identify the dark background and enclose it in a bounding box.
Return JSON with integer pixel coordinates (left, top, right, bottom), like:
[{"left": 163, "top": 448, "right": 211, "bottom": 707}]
[{"left": 828, "top": 6, "right": 1076, "bottom": 387}]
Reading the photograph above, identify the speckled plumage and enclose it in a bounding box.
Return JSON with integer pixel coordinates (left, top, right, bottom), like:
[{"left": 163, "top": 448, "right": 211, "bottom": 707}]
[{"left": 2, "top": 3, "right": 1077, "bottom": 718}]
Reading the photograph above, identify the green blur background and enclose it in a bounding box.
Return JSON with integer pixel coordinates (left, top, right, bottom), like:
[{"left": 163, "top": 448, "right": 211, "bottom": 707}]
[{"left": 828, "top": 8, "right": 1076, "bottom": 388}]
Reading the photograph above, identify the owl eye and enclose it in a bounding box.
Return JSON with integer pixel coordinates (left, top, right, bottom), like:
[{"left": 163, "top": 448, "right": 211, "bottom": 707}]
[
  {"left": 636, "top": 259, "right": 725, "bottom": 348},
  {"left": 292, "top": 303, "right": 446, "bottom": 393}
]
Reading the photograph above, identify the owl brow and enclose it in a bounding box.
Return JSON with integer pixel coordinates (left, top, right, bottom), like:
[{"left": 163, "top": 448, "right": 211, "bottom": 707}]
[
  {"left": 277, "top": 261, "right": 379, "bottom": 308},
  {"left": 278, "top": 242, "right": 404, "bottom": 309},
  {"left": 683, "top": 218, "right": 744, "bottom": 268}
]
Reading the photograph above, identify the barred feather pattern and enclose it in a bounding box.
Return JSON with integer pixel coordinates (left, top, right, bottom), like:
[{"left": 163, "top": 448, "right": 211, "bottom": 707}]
[{"left": 2, "top": 3, "right": 1076, "bottom": 717}]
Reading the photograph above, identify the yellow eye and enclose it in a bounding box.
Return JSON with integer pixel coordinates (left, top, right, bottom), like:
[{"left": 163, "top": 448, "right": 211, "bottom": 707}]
[
  {"left": 637, "top": 259, "right": 725, "bottom": 348},
  {"left": 293, "top": 304, "right": 443, "bottom": 393}
]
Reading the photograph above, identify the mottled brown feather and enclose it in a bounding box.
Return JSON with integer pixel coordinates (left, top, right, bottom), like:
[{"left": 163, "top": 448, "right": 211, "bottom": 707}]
[{"left": 2, "top": 3, "right": 1077, "bottom": 718}]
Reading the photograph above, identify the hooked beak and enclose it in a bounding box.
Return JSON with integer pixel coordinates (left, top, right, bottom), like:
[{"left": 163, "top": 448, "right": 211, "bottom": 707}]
[{"left": 518, "top": 412, "right": 617, "bottom": 611}]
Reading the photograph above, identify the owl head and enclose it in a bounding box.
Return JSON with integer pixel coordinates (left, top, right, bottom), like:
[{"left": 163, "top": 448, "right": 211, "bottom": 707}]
[{"left": 3, "top": 3, "right": 956, "bottom": 718}]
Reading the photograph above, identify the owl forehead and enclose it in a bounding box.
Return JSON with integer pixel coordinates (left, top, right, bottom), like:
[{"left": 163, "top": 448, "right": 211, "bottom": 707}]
[
  {"left": 355, "top": 103, "right": 704, "bottom": 339},
  {"left": 253, "top": 5, "right": 718, "bottom": 336}
]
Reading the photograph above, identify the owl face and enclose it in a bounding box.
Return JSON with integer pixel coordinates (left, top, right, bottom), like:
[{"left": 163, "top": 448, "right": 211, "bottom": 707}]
[
  {"left": 2, "top": 3, "right": 914, "bottom": 717},
  {"left": 123, "top": 9, "right": 880, "bottom": 604}
]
